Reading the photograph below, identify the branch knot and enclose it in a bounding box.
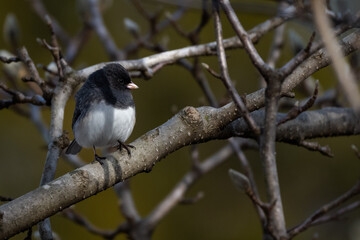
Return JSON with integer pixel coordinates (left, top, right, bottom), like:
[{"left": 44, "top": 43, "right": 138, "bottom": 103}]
[{"left": 181, "top": 106, "right": 201, "bottom": 126}]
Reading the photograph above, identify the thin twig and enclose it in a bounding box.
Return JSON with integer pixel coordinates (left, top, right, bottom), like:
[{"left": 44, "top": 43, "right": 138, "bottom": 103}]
[
  {"left": 298, "top": 140, "right": 334, "bottom": 157},
  {"left": 227, "top": 138, "right": 266, "bottom": 224},
  {"left": 27, "top": 0, "right": 70, "bottom": 45},
  {"left": 43, "top": 15, "right": 64, "bottom": 79},
  {"left": 17, "top": 47, "right": 53, "bottom": 103},
  {"left": 144, "top": 139, "right": 249, "bottom": 230},
  {"left": 201, "top": 62, "right": 222, "bottom": 79},
  {"left": 209, "top": 4, "right": 265, "bottom": 225},
  {"left": 87, "top": 0, "right": 123, "bottom": 60},
  {"left": 113, "top": 181, "right": 140, "bottom": 225},
  {"left": 280, "top": 32, "right": 316, "bottom": 78},
  {"left": 130, "top": 0, "right": 156, "bottom": 22},
  {"left": 288, "top": 180, "right": 360, "bottom": 237},
  {"left": 62, "top": 208, "right": 128, "bottom": 238},
  {"left": 64, "top": 25, "right": 92, "bottom": 64},
  {"left": 78, "top": 14, "right": 288, "bottom": 78},
  {"left": 212, "top": 0, "right": 260, "bottom": 136},
  {"left": 277, "top": 80, "right": 319, "bottom": 126},
  {"left": 261, "top": 2, "right": 287, "bottom": 87},
  {"left": 219, "top": 0, "right": 273, "bottom": 79},
  {"left": 122, "top": 7, "right": 187, "bottom": 56},
  {"left": 0, "top": 82, "right": 46, "bottom": 109},
  {"left": 311, "top": 200, "right": 360, "bottom": 226}
]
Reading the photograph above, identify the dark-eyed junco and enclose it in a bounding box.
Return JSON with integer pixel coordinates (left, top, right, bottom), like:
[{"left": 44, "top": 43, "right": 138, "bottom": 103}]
[{"left": 66, "top": 63, "right": 138, "bottom": 160}]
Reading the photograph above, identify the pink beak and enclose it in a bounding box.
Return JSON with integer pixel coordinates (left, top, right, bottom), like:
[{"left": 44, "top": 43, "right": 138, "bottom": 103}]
[{"left": 127, "top": 82, "right": 139, "bottom": 89}]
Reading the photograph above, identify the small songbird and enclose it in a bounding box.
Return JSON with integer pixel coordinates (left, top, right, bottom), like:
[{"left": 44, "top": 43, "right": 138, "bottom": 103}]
[{"left": 66, "top": 63, "right": 138, "bottom": 160}]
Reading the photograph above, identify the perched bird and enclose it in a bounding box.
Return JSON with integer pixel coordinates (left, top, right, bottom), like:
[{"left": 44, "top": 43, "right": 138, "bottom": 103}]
[{"left": 66, "top": 63, "right": 138, "bottom": 160}]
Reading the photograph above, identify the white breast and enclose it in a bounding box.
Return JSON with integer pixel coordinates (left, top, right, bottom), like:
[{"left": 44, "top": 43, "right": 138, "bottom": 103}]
[{"left": 74, "top": 101, "right": 136, "bottom": 149}]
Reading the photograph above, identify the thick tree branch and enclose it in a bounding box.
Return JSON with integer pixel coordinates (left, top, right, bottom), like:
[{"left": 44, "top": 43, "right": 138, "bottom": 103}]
[{"left": 221, "top": 108, "right": 360, "bottom": 142}]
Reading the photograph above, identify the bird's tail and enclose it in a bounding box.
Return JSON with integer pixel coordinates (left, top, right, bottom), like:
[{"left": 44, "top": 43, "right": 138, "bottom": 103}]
[{"left": 66, "top": 140, "right": 82, "bottom": 154}]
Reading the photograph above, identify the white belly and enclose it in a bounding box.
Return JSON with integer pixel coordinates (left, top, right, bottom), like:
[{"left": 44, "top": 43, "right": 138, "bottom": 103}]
[{"left": 74, "top": 101, "right": 135, "bottom": 148}]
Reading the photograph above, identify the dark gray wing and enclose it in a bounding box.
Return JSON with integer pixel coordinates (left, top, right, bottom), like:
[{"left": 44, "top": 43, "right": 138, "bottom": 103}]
[
  {"left": 71, "top": 100, "right": 82, "bottom": 129},
  {"left": 71, "top": 82, "right": 96, "bottom": 129},
  {"left": 65, "top": 139, "right": 82, "bottom": 154}
]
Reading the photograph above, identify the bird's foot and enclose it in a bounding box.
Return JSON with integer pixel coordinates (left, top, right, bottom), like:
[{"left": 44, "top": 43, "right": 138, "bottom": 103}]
[
  {"left": 93, "top": 145, "right": 106, "bottom": 164},
  {"left": 94, "top": 153, "right": 106, "bottom": 164},
  {"left": 117, "top": 140, "right": 135, "bottom": 157}
]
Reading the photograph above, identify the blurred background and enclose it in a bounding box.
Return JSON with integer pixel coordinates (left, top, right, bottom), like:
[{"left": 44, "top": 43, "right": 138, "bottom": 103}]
[{"left": 0, "top": 0, "right": 360, "bottom": 239}]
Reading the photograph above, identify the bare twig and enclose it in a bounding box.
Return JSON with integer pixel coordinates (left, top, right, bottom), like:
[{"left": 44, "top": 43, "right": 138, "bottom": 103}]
[
  {"left": 311, "top": 200, "right": 360, "bottom": 226},
  {"left": 165, "top": 12, "right": 189, "bottom": 39},
  {"left": 280, "top": 32, "right": 317, "bottom": 78},
  {"left": 64, "top": 25, "right": 92, "bottom": 64},
  {"left": 62, "top": 208, "right": 127, "bottom": 237},
  {"left": 0, "top": 82, "right": 46, "bottom": 109},
  {"left": 219, "top": 0, "right": 273, "bottom": 79},
  {"left": 17, "top": 47, "right": 53, "bottom": 103},
  {"left": 77, "top": 14, "right": 287, "bottom": 78},
  {"left": 167, "top": 0, "right": 210, "bottom": 44},
  {"left": 145, "top": 139, "right": 247, "bottom": 230},
  {"left": 261, "top": 2, "right": 288, "bottom": 87},
  {"left": 217, "top": 0, "right": 287, "bottom": 236},
  {"left": 113, "top": 181, "right": 140, "bottom": 225},
  {"left": 130, "top": 0, "right": 157, "bottom": 22},
  {"left": 183, "top": 59, "right": 218, "bottom": 107},
  {"left": 86, "top": 0, "right": 123, "bottom": 60},
  {"left": 43, "top": 16, "right": 64, "bottom": 79},
  {"left": 212, "top": 0, "right": 260, "bottom": 136},
  {"left": 277, "top": 80, "right": 319, "bottom": 126},
  {"left": 201, "top": 62, "right": 222, "bottom": 79},
  {"left": 298, "top": 140, "right": 334, "bottom": 157},
  {"left": 227, "top": 138, "right": 266, "bottom": 224},
  {"left": 122, "top": 7, "right": 186, "bottom": 56},
  {"left": 288, "top": 180, "right": 360, "bottom": 237},
  {"left": 27, "top": 0, "right": 70, "bottom": 45}
]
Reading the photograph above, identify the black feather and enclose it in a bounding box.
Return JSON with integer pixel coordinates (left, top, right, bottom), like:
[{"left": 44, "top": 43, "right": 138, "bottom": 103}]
[{"left": 66, "top": 139, "right": 82, "bottom": 154}]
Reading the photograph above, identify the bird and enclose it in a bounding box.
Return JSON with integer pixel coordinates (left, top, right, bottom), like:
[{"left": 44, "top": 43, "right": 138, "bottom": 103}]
[{"left": 66, "top": 63, "right": 138, "bottom": 161}]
